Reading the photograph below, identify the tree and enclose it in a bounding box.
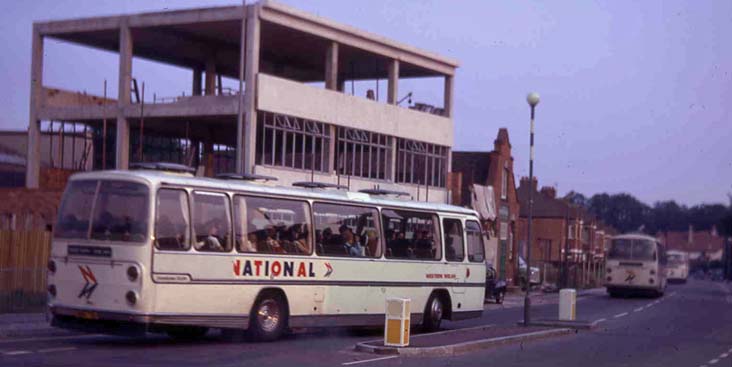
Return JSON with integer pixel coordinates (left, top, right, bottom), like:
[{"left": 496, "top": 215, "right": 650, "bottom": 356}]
[{"left": 564, "top": 191, "right": 589, "bottom": 209}]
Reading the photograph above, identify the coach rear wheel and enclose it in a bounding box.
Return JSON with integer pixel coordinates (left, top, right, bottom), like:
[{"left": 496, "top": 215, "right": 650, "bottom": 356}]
[
  {"left": 422, "top": 294, "right": 445, "bottom": 332},
  {"left": 249, "top": 293, "right": 288, "bottom": 342}
]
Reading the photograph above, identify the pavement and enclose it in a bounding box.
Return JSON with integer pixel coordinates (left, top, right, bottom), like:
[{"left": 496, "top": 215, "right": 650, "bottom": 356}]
[{"left": 0, "top": 280, "right": 730, "bottom": 366}]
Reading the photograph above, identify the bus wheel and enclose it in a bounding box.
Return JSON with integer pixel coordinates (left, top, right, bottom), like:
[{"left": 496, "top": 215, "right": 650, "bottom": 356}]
[
  {"left": 166, "top": 326, "right": 208, "bottom": 340},
  {"left": 249, "top": 293, "right": 288, "bottom": 342},
  {"left": 422, "top": 293, "right": 445, "bottom": 332}
]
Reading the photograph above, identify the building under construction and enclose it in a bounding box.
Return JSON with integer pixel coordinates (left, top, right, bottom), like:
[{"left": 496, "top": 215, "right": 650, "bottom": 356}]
[{"left": 25, "top": 0, "right": 458, "bottom": 202}]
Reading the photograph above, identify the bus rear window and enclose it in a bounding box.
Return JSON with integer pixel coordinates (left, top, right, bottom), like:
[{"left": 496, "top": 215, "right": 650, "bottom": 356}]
[
  {"left": 56, "top": 180, "right": 149, "bottom": 242},
  {"left": 608, "top": 239, "right": 655, "bottom": 261}
]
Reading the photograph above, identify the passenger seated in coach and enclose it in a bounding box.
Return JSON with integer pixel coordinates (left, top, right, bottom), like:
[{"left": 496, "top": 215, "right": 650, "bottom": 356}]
[
  {"left": 341, "top": 226, "right": 364, "bottom": 257},
  {"left": 196, "top": 220, "right": 225, "bottom": 252},
  {"left": 264, "top": 225, "right": 286, "bottom": 254},
  {"left": 364, "top": 230, "right": 379, "bottom": 257},
  {"left": 239, "top": 232, "right": 258, "bottom": 252}
]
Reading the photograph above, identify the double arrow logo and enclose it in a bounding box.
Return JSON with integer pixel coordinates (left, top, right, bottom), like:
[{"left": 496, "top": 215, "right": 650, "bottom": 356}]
[{"left": 77, "top": 265, "right": 98, "bottom": 299}]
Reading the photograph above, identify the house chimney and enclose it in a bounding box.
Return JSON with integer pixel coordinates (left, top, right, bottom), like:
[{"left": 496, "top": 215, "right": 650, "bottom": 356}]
[
  {"left": 540, "top": 186, "right": 556, "bottom": 199},
  {"left": 688, "top": 224, "right": 693, "bottom": 244},
  {"left": 520, "top": 176, "right": 538, "bottom": 192}
]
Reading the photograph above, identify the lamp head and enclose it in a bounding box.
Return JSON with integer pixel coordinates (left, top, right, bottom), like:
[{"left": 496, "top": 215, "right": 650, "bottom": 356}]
[{"left": 526, "top": 92, "right": 540, "bottom": 107}]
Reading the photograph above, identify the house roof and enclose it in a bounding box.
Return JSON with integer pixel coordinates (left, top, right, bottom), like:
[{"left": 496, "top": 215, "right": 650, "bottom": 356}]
[{"left": 657, "top": 230, "right": 726, "bottom": 253}]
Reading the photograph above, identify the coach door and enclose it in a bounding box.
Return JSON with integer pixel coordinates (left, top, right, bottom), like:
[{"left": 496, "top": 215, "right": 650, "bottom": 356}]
[{"left": 442, "top": 217, "right": 466, "bottom": 294}]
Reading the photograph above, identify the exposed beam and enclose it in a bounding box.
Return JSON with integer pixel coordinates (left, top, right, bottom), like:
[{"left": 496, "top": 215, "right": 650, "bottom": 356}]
[{"left": 260, "top": 1, "right": 457, "bottom": 76}]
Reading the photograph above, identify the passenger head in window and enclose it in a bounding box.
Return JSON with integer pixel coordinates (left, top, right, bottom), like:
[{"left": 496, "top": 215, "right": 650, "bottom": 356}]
[
  {"left": 290, "top": 224, "right": 310, "bottom": 254},
  {"left": 342, "top": 227, "right": 364, "bottom": 256},
  {"left": 265, "top": 225, "right": 285, "bottom": 253}
]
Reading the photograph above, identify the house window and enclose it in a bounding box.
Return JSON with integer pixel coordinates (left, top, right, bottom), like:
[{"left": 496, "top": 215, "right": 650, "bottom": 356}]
[
  {"left": 501, "top": 166, "right": 508, "bottom": 199},
  {"left": 336, "top": 127, "right": 391, "bottom": 180},
  {"left": 256, "top": 111, "right": 330, "bottom": 172},
  {"left": 395, "top": 138, "right": 448, "bottom": 187},
  {"left": 568, "top": 224, "right": 575, "bottom": 239}
]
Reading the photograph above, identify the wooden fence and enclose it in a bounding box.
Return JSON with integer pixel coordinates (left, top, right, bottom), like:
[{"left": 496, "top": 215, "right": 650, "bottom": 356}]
[{"left": 0, "top": 230, "right": 52, "bottom": 313}]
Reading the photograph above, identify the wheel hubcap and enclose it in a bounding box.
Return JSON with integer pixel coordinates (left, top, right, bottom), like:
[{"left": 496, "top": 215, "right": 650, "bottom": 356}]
[{"left": 257, "top": 299, "right": 280, "bottom": 332}]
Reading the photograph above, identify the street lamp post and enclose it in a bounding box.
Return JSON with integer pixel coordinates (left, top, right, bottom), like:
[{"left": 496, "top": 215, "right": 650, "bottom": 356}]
[{"left": 524, "top": 92, "right": 540, "bottom": 326}]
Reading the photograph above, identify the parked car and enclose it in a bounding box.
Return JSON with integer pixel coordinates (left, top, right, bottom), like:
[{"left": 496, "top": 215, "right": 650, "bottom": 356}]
[
  {"left": 485, "top": 265, "right": 507, "bottom": 304},
  {"left": 518, "top": 256, "right": 541, "bottom": 288}
]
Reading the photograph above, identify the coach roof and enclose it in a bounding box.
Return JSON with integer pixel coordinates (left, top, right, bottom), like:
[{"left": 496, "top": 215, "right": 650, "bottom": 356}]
[{"left": 69, "top": 170, "right": 477, "bottom": 216}]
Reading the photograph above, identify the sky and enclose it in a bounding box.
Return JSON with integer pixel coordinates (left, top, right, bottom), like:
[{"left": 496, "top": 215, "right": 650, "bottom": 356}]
[{"left": 0, "top": 0, "right": 730, "bottom": 206}]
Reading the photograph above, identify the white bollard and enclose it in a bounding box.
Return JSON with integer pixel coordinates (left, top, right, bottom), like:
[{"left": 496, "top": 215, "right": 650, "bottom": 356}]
[
  {"left": 559, "top": 289, "right": 576, "bottom": 321},
  {"left": 384, "top": 297, "right": 410, "bottom": 347}
]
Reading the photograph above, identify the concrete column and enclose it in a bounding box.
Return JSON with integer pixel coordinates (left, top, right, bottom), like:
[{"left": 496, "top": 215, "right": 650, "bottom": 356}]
[
  {"left": 390, "top": 138, "right": 397, "bottom": 181},
  {"left": 116, "top": 21, "right": 132, "bottom": 169},
  {"left": 192, "top": 67, "right": 202, "bottom": 96},
  {"left": 235, "top": 12, "right": 246, "bottom": 174},
  {"left": 203, "top": 140, "right": 214, "bottom": 177},
  {"left": 205, "top": 59, "right": 216, "bottom": 96},
  {"left": 325, "top": 41, "right": 339, "bottom": 90},
  {"left": 443, "top": 75, "right": 454, "bottom": 118},
  {"left": 25, "top": 27, "right": 43, "bottom": 188},
  {"left": 243, "top": 4, "right": 261, "bottom": 174},
  {"left": 387, "top": 59, "right": 399, "bottom": 104},
  {"left": 328, "top": 125, "right": 336, "bottom": 173}
]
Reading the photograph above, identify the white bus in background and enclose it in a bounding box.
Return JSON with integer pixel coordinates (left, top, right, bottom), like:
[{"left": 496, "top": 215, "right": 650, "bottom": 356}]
[
  {"left": 605, "top": 234, "right": 667, "bottom": 298},
  {"left": 666, "top": 250, "right": 689, "bottom": 283},
  {"left": 47, "top": 166, "right": 486, "bottom": 341}
]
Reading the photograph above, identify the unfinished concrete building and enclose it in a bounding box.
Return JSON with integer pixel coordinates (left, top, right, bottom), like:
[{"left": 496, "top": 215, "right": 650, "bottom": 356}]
[{"left": 26, "top": 0, "right": 458, "bottom": 202}]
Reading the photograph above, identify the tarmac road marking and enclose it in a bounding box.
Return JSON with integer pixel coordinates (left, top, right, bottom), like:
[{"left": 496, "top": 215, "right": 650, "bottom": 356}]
[
  {"left": 594, "top": 318, "right": 607, "bottom": 324},
  {"left": 719, "top": 353, "right": 729, "bottom": 358},
  {"left": 613, "top": 312, "right": 628, "bottom": 318},
  {"left": 634, "top": 307, "right": 644, "bottom": 312},
  {"left": 38, "top": 347, "right": 77, "bottom": 353},
  {"left": 2, "top": 350, "right": 32, "bottom": 356},
  {"left": 0, "top": 333, "right": 103, "bottom": 345},
  {"left": 342, "top": 356, "right": 399, "bottom": 366},
  {"left": 709, "top": 359, "right": 719, "bottom": 364}
]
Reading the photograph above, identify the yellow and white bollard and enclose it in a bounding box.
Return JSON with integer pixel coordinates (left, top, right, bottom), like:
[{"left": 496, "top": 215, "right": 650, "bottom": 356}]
[
  {"left": 559, "top": 289, "right": 576, "bottom": 321},
  {"left": 384, "top": 297, "right": 410, "bottom": 347}
]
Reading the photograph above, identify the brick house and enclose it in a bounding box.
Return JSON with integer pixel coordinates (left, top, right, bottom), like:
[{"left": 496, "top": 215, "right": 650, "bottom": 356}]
[
  {"left": 516, "top": 177, "right": 614, "bottom": 287},
  {"left": 451, "top": 128, "right": 520, "bottom": 284}
]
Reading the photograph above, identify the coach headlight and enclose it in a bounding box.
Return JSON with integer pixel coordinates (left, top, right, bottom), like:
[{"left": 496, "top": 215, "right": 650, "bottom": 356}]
[
  {"left": 649, "top": 278, "right": 655, "bottom": 284},
  {"left": 606, "top": 268, "right": 611, "bottom": 273},
  {"left": 126, "top": 290, "right": 138, "bottom": 306},
  {"left": 649, "top": 269, "right": 656, "bottom": 275},
  {"left": 127, "top": 266, "right": 139, "bottom": 282},
  {"left": 47, "top": 260, "right": 56, "bottom": 274}
]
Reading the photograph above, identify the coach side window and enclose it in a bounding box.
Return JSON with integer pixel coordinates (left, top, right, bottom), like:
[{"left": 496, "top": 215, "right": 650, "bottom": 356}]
[
  {"left": 465, "top": 220, "right": 485, "bottom": 263},
  {"left": 192, "top": 192, "right": 232, "bottom": 252},
  {"left": 381, "top": 209, "right": 441, "bottom": 260},
  {"left": 155, "top": 189, "right": 190, "bottom": 251},
  {"left": 443, "top": 218, "right": 465, "bottom": 262},
  {"left": 314, "top": 203, "right": 381, "bottom": 258},
  {"left": 235, "top": 196, "right": 312, "bottom": 255}
]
